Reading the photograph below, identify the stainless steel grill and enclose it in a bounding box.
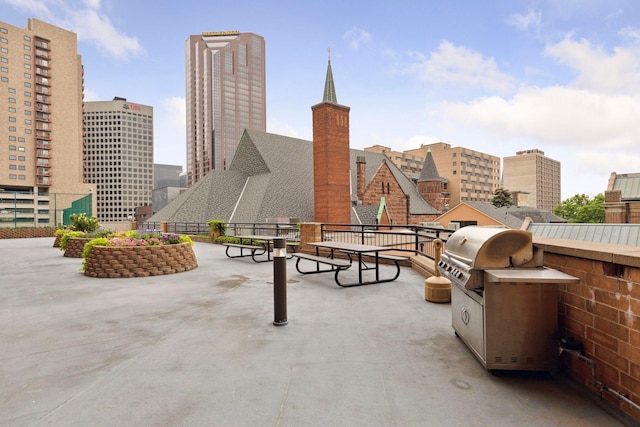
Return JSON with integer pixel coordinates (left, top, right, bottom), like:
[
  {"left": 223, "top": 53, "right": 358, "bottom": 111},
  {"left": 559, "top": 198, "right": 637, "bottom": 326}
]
[{"left": 437, "top": 226, "right": 578, "bottom": 372}]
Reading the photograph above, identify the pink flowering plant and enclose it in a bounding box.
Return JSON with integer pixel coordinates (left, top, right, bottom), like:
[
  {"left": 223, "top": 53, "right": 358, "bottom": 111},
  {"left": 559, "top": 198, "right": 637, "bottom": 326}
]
[{"left": 81, "top": 230, "right": 194, "bottom": 271}]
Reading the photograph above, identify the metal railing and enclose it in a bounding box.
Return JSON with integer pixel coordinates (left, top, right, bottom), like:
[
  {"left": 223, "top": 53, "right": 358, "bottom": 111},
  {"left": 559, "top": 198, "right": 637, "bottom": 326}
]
[
  {"left": 320, "top": 223, "right": 453, "bottom": 259},
  {"left": 142, "top": 221, "right": 454, "bottom": 260},
  {"left": 141, "top": 221, "right": 300, "bottom": 241},
  {"left": 142, "top": 222, "right": 210, "bottom": 234}
]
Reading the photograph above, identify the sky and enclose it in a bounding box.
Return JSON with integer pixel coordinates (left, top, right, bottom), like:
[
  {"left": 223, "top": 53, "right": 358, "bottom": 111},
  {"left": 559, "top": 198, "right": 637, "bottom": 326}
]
[{"left": 3, "top": 0, "right": 640, "bottom": 200}]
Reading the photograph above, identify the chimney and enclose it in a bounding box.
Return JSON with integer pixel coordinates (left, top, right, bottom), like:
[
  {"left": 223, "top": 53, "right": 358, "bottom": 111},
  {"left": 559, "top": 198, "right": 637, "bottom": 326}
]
[{"left": 356, "top": 156, "right": 366, "bottom": 201}]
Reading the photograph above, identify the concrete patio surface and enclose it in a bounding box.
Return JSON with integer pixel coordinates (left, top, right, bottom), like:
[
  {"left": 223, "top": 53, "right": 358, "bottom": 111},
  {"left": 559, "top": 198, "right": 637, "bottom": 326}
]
[{"left": 0, "top": 238, "right": 635, "bottom": 426}]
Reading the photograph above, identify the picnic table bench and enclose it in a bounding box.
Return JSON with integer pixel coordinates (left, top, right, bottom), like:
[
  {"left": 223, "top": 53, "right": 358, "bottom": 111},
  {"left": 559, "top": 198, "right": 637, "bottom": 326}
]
[
  {"left": 293, "top": 242, "right": 408, "bottom": 287},
  {"left": 223, "top": 235, "right": 300, "bottom": 262}
]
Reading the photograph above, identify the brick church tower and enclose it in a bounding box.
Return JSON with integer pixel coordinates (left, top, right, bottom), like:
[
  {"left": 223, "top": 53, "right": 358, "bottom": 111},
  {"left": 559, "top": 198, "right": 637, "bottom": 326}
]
[
  {"left": 312, "top": 54, "right": 351, "bottom": 224},
  {"left": 417, "top": 148, "right": 448, "bottom": 212}
]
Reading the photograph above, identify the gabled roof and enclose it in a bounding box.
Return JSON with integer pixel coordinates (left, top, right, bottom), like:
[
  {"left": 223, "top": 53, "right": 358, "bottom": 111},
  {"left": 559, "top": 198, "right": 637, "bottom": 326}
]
[
  {"left": 610, "top": 173, "right": 640, "bottom": 200},
  {"left": 436, "top": 201, "right": 565, "bottom": 229},
  {"left": 148, "top": 130, "right": 439, "bottom": 224},
  {"left": 349, "top": 149, "right": 439, "bottom": 215}
]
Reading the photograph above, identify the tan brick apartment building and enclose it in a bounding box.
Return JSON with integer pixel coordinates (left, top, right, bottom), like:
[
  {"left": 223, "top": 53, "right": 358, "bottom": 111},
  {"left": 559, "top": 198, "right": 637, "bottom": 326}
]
[
  {"left": 0, "top": 19, "right": 94, "bottom": 228},
  {"left": 502, "top": 149, "right": 561, "bottom": 211}
]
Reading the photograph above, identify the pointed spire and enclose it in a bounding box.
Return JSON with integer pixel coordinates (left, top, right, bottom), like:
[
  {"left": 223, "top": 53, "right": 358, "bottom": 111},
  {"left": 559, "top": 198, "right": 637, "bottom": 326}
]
[
  {"left": 418, "top": 147, "right": 442, "bottom": 182},
  {"left": 322, "top": 47, "right": 338, "bottom": 104}
]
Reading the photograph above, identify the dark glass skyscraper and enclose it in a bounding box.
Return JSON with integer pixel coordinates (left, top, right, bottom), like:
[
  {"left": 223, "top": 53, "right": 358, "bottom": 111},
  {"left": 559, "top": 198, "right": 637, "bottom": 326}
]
[{"left": 185, "top": 31, "right": 266, "bottom": 186}]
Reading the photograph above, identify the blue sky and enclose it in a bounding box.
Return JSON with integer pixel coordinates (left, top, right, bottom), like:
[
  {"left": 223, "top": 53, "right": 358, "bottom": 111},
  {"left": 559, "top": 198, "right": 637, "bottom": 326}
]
[{"left": 3, "top": 0, "right": 640, "bottom": 200}]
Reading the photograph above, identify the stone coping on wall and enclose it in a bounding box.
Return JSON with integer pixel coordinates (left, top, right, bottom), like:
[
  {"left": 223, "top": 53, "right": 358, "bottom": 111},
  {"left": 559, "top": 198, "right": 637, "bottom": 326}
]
[{"left": 534, "top": 237, "right": 640, "bottom": 268}]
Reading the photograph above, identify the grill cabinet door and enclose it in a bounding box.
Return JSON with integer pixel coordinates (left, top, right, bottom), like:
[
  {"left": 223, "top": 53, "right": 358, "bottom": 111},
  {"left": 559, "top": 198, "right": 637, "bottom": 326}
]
[{"left": 451, "top": 283, "right": 485, "bottom": 363}]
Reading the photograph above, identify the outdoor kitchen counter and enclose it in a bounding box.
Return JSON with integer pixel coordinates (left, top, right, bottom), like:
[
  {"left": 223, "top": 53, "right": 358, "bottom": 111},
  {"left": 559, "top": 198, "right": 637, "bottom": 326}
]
[{"left": 484, "top": 268, "right": 580, "bottom": 283}]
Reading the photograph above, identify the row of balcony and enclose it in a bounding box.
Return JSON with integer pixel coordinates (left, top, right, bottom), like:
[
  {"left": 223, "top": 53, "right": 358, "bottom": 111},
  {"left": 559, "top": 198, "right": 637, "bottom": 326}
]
[
  {"left": 36, "top": 140, "right": 51, "bottom": 149},
  {"left": 36, "top": 94, "right": 50, "bottom": 104},
  {"left": 35, "top": 38, "right": 52, "bottom": 187},
  {"left": 35, "top": 39, "right": 50, "bottom": 50},
  {"left": 35, "top": 86, "right": 51, "bottom": 96},
  {"left": 35, "top": 131, "right": 50, "bottom": 140},
  {"left": 36, "top": 167, "right": 52, "bottom": 177},
  {"left": 36, "top": 176, "right": 52, "bottom": 186},
  {"left": 35, "top": 67, "right": 50, "bottom": 77}
]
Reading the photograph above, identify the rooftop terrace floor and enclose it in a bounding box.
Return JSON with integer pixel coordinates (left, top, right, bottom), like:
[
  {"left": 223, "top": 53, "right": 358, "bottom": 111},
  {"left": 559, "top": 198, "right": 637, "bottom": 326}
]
[{"left": 0, "top": 238, "right": 633, "bottom": 426}]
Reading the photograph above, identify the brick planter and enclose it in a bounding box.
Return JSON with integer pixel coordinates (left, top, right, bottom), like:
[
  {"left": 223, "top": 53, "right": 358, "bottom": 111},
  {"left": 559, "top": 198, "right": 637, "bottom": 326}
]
[
  {"left": 83, "top": 242, "right": 198, "bottom": 278},
  {"left": 63, "top": 237, "right": 93, "bottom": 258}
]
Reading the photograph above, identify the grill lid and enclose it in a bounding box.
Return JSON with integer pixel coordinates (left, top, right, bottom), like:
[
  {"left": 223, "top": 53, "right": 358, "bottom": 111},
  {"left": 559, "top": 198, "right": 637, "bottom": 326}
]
[{"left": 444, "top": 226, "right": 533, "bottom": 269}]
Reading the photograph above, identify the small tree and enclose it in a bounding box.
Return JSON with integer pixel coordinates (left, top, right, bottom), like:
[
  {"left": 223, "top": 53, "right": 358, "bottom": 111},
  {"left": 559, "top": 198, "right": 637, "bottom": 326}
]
[
  {"left": 554, "top": 193, "right": 605, "bottom": 223},
  {"left": 69, "top": 213, "right": 100, "bottom": 233},
  {"left": 492, "top": 187, "right": 514, "bottom": 208},
  {"left": 207, "top": 219, "right": 227, "bottom": 240}
]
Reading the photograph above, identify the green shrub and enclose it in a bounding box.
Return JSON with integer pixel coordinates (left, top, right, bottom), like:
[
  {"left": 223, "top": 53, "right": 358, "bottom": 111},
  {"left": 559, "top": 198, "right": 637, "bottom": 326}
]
[
  {"left": 59, "top": 231, "right": 85, "bottom": 250},
  {"left": 81, "top": 237, "right": 110, "bottom": 271},
  {"left": 214, "top": 235, "right": 244, "bottom": 244},
  {"left": 207, "top": 219, "right": 227, "bottom": 238},
  {"left": 70, "top": 213, "right": 100, "bottom": 233}
]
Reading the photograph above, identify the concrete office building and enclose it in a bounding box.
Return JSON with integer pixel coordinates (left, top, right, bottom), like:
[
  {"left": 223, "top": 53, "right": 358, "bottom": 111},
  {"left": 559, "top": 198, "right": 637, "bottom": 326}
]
[
  {"left": 502, "top": 149, "right": 561, "bottom": 211},
  {"left": 0, "top": 19, "right": 94, "bottom": 228},
  {"left": 185, "top": 31, "right": 266, "bottom": 186},
  {"left": 83, "top": 98, "right": 153, "bottom": 222},
  {"left": 366, "top": 143, "right": 501, "bottom": 208},
  {"left": 154, "top": 163, "right": 183, "bottom": 189}
]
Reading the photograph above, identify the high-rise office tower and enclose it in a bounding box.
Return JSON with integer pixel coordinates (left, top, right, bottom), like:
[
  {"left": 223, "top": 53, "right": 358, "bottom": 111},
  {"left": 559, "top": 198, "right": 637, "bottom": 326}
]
[
  {"left": 83, "top": 98, "right": 153, "bottom": 222},
  {"left": 0, "top": 18, "right": 94, "bottom": 227},
  {"left": 502, "top": 149, "right": 561, "bottom": 211},
  {"left": 185, "top": 31, "right": 266, "bottom": 186}
]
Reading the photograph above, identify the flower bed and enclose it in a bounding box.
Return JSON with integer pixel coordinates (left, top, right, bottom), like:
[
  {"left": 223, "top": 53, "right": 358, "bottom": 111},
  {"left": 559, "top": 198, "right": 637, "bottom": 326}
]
[
  {"left": 81, "top": 231, "right": 197, "bottom": 278},
  {"left": 83, "top": 242, "right": 197, "bottom": 278}
]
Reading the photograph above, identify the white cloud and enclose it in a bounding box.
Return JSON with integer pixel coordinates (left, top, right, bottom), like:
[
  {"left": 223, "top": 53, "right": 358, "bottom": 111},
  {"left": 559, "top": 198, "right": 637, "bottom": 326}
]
[
  {"left": 506, "top": 8, "right": 542, "bottom": 32},
  {"left": 443, "top": 86, "right": 640, "bottom": 149},
  {"left": 544, "top": 35, "right": 640, "bottom": 93},
  {"left": 344, "top": 27, "right": 372, "bottom": 49},
  {"left": 65, "top": 7, "right": 144, "bottom": 60},
  {"left": 2, "top": 0, "right": 143, "bottom": 60},
  {"left": 1, "top": 0, "right": 52, "bottom": 17},
  {"left": 407, "top": 41, "right": 515, "bottom": 93}
]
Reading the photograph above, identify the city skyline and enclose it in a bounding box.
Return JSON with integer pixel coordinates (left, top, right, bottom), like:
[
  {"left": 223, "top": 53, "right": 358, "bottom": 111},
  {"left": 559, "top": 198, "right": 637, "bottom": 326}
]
[{"left": 3, "top": 0, "right": 640, "bottom": 199}]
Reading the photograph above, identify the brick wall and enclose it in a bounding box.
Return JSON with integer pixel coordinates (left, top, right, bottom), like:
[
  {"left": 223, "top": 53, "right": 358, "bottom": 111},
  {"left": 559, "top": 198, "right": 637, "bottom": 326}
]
[
  {"left": 535, "top": 238, "right": 640, "bottom": 420},
  {"left": 417, "top": 180, "right": 445, "bottom": 212},
  {"left": 312, "top": 102, "right": 351, "bottom": 224},
  {"left": 0, "top": 228, "right": 56, "bottom": 239},
  {"left": 362, "top": 162, "right": 409, "bottom": 224}
]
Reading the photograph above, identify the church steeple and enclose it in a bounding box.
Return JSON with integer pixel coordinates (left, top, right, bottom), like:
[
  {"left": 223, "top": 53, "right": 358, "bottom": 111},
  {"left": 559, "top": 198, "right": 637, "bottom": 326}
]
[
  {"left": 322, "top": 48, "right": 338, "bottom": 104},
  {"left": 418, "top": 148, "right": 440, "bottom": 182},
  {"left": 417, "top": 147, "right": 448, "bottom": 212},
  {"left": 312, "top": 51, "right": 351, "bottom": 224}
]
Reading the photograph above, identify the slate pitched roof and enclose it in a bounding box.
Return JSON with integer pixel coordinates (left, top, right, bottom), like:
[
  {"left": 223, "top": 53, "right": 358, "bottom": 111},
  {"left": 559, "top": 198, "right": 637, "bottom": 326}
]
[
  {"left": 418, "top": 149, "right": 441, "bottom": 182},
  {"left": 528, "top": 223, "right": 640, "bottom": 246},
  {"left": 462, "top": 202, "right": 566, "bottom": 229},
  {"left": 148, "top": 130, "right": 439, "bottom": 224},
  {"left": 610, "top": 173, "right": 640, "bottom": 200}
]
